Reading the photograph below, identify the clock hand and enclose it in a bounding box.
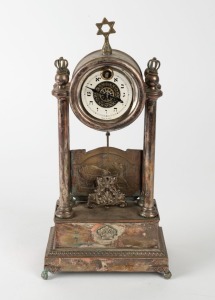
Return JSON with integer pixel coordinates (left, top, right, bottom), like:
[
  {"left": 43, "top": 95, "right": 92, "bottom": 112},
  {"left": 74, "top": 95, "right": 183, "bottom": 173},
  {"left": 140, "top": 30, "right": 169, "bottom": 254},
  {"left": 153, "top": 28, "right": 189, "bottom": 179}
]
[
  {"left": 107, "top": 93, "right": 123, "bottom": 104},
  {"left": 86, "top": 86, "right": 124, "bottom": 103},
  {"left": 87, "top": 86, "right": 111, "bottom": 99},
  {"left": 87, "top": 86, "right": 109, "bottom": 99},
  {"left": 86, "top": 86, "right": 99, "bottom": 93}
]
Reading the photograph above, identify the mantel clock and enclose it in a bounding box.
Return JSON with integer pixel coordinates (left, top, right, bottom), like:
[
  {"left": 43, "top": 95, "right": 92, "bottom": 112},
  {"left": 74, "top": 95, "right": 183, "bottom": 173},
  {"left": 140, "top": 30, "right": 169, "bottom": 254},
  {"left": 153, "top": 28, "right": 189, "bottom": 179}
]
[{"left": 41, "top": 18, "right": 171, "bottom": 279}]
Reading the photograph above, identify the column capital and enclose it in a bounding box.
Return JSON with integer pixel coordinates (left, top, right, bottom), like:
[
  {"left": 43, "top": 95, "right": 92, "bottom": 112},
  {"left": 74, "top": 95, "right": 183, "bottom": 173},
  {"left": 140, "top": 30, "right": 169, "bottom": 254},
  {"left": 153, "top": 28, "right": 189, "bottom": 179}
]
[
  {"left": 52, "top": 57, "right": 70, "bottom": 99},
  {"left": 144, "top": 57, "right": 163, "bottom": 101}
]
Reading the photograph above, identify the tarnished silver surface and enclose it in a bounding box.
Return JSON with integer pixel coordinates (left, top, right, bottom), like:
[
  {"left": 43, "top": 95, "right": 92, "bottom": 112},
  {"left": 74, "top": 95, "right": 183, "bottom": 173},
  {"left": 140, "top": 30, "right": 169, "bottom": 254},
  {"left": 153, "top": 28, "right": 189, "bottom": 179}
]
[
  {"left": 43, "top": 20, "right": 170, "bottom": 279},
  {"left": 140, "top": 58, "right": 162, "bottom": 217},
  {"left": 52, "top": 57, "right": 73, "bottom": 219}
]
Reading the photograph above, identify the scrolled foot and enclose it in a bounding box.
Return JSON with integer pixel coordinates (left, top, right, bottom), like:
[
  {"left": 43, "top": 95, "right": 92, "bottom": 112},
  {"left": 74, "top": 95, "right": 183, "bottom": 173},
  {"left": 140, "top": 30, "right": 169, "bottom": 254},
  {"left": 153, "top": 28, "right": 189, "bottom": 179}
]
[
  {"left": 41, "top": 269, "right": 49, "bottom": 280},
  {"left": 163, "top": 270, "right": 172, "bottom": 279}
]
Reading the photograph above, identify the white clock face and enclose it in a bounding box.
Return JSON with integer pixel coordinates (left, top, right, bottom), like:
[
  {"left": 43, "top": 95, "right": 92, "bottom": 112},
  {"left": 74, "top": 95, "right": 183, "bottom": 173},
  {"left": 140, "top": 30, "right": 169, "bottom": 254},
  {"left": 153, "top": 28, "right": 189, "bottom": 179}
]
[{"left": 81, "top": 68, "right": 133, "bottom": 120}]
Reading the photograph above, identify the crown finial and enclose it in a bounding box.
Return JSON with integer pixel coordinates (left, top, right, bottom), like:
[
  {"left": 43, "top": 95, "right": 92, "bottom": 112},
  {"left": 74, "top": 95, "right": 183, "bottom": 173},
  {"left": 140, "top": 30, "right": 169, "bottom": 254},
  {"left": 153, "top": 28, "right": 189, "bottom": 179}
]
[
  {"left": 144, "top": 57, "right": 162, "bottom": 100},
  {"left": 96, "top": 18, "right": 116, "bottom": 55},
  {"left": 54, "top": 57, "right": 70, "bottom": 88},
  {"left": 147, "top": 57, "right": 161, "bottom": 72},
  {"left": 54, "top": 57, "right": 69, "bottom": 74}
]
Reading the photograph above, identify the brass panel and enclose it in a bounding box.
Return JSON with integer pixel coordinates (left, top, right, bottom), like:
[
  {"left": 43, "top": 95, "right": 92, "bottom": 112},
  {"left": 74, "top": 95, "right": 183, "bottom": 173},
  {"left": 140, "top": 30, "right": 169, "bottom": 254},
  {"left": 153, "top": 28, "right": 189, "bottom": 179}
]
[{"left": 71, "top": 147, "right": 142, "bottom": 197}]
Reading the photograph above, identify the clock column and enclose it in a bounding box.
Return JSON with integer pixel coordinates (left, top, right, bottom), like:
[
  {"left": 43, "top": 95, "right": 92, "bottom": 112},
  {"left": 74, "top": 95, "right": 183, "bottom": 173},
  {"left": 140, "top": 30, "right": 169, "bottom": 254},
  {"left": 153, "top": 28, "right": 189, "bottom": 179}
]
[
  {"left": 140, "top": 58, "right": 162, "bottom": 218},
  {"left": 52, "top": 57, "right": 73, "bottom": 218}
]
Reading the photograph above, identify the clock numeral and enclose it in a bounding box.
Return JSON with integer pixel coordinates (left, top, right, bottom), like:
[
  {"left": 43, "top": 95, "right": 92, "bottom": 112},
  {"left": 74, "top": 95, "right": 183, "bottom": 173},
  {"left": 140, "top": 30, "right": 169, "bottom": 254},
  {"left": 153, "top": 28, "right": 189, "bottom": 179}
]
[
  {"left": 114, "top": 78, "right": 118, "bottom": 82},
  {"left": 123, "top": 92, "right": 125, "bottom": 97},
  {"left": 105, "top": 110, "right": 107, "bottom": 114},
  {"left": 96, "top": 77, "right": 101, "bottom": 82},
  {"left": 87, "top": 92, "right": 91, "bottom": 96},
  {"left": 89, "top": 101, "right": 93, "bottom": 105},
  {"left": 121, "top": 84, "right": 124, "bottom": 89},
  {"left": 96, "top": 107, "right": 99, "bottom": 111},
  {"left": 114, "top": 108, "right": 117, "bottom": 112}
]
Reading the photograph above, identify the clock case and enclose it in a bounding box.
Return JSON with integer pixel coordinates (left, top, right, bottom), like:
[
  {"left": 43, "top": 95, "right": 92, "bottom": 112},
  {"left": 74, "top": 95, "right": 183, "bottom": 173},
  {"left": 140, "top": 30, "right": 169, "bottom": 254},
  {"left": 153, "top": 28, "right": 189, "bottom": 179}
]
[
  {"left": 41, "top": 30, "right": 171, "bottom": 280},
  {"left": 70, "top": 49, "right": 146, "bottom": 131}
]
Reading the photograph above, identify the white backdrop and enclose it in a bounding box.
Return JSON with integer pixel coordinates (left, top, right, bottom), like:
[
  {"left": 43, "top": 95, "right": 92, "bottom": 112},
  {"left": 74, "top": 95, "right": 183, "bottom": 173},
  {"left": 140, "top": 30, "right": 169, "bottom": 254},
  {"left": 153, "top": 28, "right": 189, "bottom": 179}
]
[{"left": 0, "top": 0, "right": 215, "bottom": 299}]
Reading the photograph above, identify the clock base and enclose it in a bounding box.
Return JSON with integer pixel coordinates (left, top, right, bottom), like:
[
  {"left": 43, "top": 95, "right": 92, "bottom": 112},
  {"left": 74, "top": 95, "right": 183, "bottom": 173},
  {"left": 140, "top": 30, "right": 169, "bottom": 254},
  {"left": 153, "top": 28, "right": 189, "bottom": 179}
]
[{"left": 42, "top": 201, "right": 171, "bottom": 279}]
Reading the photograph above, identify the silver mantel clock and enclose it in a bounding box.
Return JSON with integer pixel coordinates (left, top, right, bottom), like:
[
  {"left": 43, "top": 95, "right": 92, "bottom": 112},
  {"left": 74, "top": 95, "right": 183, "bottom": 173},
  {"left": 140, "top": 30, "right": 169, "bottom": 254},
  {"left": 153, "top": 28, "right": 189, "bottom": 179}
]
[{"left": 41, "top": 18, "right": 171, "bottom": 280}]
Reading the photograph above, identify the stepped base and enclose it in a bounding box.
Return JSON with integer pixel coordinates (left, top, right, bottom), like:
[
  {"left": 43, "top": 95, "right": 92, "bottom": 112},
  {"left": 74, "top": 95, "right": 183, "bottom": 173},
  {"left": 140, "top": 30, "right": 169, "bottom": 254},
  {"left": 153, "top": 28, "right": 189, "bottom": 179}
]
[{"left": 42, "top": 202, "right": 171, "bottom": 279}]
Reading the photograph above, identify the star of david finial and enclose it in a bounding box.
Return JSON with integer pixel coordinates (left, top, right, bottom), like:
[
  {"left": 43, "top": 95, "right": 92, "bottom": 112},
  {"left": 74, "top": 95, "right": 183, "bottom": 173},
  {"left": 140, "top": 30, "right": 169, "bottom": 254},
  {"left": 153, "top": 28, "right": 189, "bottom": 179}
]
[{"left": 96, "top": 18, "right": 116, "bottom": 55}]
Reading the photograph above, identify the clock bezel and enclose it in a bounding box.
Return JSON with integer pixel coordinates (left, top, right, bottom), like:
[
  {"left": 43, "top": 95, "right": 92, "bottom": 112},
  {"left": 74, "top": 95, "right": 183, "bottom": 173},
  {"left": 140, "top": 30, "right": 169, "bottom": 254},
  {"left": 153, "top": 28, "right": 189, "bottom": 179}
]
[{"left": 69, "top": 56, "right": 146, "bottom": 131}]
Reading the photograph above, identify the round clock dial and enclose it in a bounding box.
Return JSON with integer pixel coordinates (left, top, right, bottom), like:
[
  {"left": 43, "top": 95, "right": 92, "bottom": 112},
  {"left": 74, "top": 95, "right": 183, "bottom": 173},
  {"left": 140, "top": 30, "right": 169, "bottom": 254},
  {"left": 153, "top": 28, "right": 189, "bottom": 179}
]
[
  {"left": 81, "top": 68, "right": 132, "bottom": 120},
  {"left": 70, "top": 50, "right": 146, "bottom": 131}
]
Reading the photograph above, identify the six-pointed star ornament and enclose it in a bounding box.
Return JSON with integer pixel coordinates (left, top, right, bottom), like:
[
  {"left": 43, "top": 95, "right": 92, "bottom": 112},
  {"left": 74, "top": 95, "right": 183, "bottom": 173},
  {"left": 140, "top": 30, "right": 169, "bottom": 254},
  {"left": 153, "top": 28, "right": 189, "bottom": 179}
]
[
  {"left": 96, "top": 18, "right": 116, "bottom": 55},
  {"left": 96, "top": 17, "right": 116, "bottom": 36}
]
